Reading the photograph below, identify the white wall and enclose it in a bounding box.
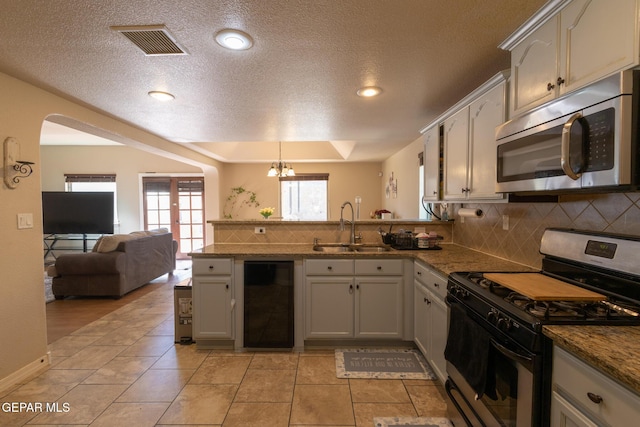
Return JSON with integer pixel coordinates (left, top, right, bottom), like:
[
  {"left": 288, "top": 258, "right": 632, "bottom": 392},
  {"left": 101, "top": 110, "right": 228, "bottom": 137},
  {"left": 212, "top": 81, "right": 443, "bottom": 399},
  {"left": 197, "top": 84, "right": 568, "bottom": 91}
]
[
  {"left": 219, "top": 162, "right": 384, "bottom": 220},
  {"left": 41, "top": 145, "right": 203, "bottom": 234},
  {"left": 0, "top": 71, "right": 222, "bottom": 389},
  {"left": 381, "top": 135, "right": 424, "bottom": 219}
]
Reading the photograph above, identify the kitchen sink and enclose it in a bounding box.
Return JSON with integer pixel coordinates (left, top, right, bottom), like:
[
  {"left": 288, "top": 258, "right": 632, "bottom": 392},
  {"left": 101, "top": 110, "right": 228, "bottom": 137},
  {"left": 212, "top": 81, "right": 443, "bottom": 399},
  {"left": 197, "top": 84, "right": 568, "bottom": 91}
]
[
  {"left": 352, "top": 244, "right": 391, "bottom": 252},
  {"left": 312, "top": 243, "right": 391, "bottom": 253},
  {"left": 312, "top": 244, "right": 354, "bottom": 252}
]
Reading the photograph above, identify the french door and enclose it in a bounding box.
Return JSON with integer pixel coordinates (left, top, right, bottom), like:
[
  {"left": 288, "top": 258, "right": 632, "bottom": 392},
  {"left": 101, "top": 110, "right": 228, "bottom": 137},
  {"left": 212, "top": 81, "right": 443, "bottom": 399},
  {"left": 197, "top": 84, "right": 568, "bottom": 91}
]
[{"left": 143, "top": 176, "right": 205, "bottom": 259}]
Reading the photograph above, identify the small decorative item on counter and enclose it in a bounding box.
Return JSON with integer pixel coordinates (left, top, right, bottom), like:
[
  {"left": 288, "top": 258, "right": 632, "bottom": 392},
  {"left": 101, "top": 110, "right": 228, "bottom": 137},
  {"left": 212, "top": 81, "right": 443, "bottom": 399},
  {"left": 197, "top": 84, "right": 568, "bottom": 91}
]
[
  {"left": 259, "top": 207, "right": 274, "bottom": 219},
  {"left": 416, "top": 232, "right": 443, "bottom": 249},
  {"left": 372, "top": 209, "right": 391, "bottom": 219}
]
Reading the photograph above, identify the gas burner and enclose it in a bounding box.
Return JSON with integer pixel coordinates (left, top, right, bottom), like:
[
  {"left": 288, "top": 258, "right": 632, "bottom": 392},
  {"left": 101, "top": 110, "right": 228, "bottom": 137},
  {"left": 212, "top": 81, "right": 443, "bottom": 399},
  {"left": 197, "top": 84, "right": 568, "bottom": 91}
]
[
  {"left": 467, "top": 274, "right": 512, "bottom": 297},
  {"left": 507, "top": 295, "right": 580, "bottom": 318}
]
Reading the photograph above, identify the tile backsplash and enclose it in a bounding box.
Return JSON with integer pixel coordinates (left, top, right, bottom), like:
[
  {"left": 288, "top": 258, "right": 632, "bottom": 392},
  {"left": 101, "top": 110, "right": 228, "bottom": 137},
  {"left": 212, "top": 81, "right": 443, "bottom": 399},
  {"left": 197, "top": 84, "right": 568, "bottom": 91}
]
[
  {"left": 209, "top": 192, "right": 640, "bottom": 271},
  {"left": 453, "top": 192, "right": 640, "bottom": 269},
  {"left": 211, "top": 220, "right": 453, "bottom": 246}
]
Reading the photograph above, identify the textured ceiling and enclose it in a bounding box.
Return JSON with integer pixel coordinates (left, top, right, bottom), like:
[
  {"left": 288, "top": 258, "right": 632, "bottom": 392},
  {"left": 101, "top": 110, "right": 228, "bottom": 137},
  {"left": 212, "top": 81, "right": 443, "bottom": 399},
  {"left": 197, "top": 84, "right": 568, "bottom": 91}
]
[{"left": 0, "top": 0, "right": 547, "bottom": 163}]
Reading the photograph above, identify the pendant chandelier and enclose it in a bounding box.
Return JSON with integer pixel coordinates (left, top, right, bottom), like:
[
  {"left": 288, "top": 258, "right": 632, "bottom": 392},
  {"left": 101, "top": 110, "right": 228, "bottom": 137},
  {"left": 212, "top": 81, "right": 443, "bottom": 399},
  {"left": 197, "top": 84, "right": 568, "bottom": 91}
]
[{"left": 267, "top": 141, "right": 295, "bottom": 177}]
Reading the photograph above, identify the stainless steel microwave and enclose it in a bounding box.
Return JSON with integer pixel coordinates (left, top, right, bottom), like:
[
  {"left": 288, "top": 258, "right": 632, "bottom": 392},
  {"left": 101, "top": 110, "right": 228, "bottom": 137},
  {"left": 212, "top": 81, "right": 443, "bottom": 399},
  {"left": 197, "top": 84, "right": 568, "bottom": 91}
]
[{"left": 495, "top": 70, "right": 639, "bottom": 193}]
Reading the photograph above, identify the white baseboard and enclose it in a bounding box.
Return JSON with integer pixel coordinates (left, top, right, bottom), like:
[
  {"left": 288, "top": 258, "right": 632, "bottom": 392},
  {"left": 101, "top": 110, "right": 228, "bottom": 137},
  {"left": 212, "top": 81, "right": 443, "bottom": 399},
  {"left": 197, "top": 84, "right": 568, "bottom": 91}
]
[{"left": 0, "top": 352, "right": 51, "bottom": 394}]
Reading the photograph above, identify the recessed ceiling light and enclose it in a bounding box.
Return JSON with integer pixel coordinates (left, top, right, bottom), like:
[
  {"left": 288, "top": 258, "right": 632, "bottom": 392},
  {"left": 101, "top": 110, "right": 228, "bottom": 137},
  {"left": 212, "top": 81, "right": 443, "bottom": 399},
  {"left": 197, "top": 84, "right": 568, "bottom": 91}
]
[
  {"left": 357, "top": 86, "right": 382, "bottom": 97},
  {"left": 215, "top": 29, "right": 253, "bottom": 50},
  {"left": 148, "top": 91, "right": 175, "bottom": 101}
]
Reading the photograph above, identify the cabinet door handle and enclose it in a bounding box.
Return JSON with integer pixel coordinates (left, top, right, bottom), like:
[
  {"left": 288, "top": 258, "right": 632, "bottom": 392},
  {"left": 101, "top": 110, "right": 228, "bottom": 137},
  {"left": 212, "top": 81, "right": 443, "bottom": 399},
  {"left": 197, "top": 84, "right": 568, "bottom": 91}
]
[
  {"left": 356, "top": 284, "right": 360, "bottom": 290},
  {"left": 434, "top": 282, "right": 440, "bottom": 288},
  {"left": 225, "top": 284, "right": 229, "bottom": 289},
  {"left": 547, "top": 82, "right": 555, "bottom": 91},
  {"left": 417, "top": 271, "right": 422, "bottom": 277},
  {"left": 557, "top": 76, "right": 565, "bottom": 86},
  {"left": 426, "top": 298, "right": 431, "bottom": 305},
  {"left": 377, "top": 266, "right": 382, "bottom": 271},
  {"left": 208, "top": 265, "right": 215, "bottom": 270},
  {"left": 349, "top": 284, "right": 354, "bottom": 294},
  {"left": 327, "top": 266, "right": 333, "bottom": 271},
  {"left": 424, "top": 297, "right": 428, "bottom": 303},
  {"left": 587, "top": 392, "right": 603, "bottom": 404}
]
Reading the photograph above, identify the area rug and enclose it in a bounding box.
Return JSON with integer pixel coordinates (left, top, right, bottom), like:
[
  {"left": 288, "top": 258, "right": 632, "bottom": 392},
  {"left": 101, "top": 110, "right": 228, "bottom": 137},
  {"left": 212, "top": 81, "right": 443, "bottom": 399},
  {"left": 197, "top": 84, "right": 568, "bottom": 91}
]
[
  {"left": 335, "top": 348, "right": 435, "bottom": 379},
  {"left": 44, "top": 272, "right": 55, "bottom": 303},
  {"left": 374, "top": 417, "right": 453, "bottom": 427}
]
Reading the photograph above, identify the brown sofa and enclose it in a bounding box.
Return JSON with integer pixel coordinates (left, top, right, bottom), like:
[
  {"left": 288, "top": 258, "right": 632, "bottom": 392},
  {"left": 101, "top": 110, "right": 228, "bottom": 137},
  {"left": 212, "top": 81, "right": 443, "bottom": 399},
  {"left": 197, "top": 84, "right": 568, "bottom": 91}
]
[{"left": 50, "top": 230, "right": 178, "bottom": 299}]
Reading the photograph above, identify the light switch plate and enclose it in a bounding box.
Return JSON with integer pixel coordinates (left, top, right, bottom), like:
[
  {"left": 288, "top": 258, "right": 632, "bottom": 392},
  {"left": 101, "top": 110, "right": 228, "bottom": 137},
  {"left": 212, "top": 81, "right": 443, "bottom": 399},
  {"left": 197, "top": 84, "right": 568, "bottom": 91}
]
[{"left": 17, "top": 213, "right": 33, "bottom": 229}]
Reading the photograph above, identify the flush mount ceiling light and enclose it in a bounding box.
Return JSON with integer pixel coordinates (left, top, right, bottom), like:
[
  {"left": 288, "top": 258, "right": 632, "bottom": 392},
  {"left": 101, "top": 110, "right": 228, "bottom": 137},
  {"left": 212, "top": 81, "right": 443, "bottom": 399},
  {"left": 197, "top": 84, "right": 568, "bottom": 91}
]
[
  {"left": 357, "top": 86, "right": 383, "bottom": 97},
  {"left": 267, "top": 141, "right": 295, "bottom": 177},
  {"left": 215, "top": 29, "right": 254, "bottom": 50},
  {"left": 148, "top": 91, "right": 175, "bottom": 101}
]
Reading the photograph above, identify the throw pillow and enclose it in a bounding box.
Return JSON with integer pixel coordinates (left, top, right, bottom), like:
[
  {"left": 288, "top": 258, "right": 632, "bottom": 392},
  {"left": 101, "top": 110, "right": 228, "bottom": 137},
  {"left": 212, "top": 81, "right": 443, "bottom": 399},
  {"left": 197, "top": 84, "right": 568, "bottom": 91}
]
[{"left": 96, "top": 234, "right": 134, "bottom": 252}]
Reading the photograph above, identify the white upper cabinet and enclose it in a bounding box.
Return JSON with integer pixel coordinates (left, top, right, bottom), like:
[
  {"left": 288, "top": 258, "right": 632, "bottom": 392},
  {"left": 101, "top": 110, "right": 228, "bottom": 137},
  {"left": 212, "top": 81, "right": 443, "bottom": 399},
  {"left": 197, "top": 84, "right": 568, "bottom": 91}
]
[
  {"left": 468, "top": 82, "right": 506, "bottom": 199},
  {"left": 443, "top": 108, "right": 470, "bottom": 200},
  {"left": 504, "top": 0, "right": 639, "bottom": 117},
  {"left": 420, "top": 72, "right": 507, "bottom": 202},
  {"left": 442, "top": 76, "right": 507, "bottom": 201},
  {"left": 559, "top": 0, "right": 638, "bottom": 92},
  {"left": 422, "top": 125, "right": 440, "bottom": 201},
  {"left": 509, "top": 17, "right": 558, "bottom": 115}
]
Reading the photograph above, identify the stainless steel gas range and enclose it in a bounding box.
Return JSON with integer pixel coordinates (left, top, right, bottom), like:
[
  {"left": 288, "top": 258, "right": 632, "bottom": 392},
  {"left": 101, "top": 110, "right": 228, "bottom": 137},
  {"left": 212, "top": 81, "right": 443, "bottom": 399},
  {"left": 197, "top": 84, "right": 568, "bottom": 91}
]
[{"left": 444, "top": 228, "right": 640, "bottom": 427}]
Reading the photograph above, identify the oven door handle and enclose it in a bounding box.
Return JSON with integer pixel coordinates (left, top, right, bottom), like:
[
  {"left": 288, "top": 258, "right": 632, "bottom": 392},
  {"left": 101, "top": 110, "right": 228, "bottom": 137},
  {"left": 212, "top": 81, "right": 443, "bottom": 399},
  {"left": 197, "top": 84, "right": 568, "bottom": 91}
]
[{"left": 490, "top": 339, "right": 534, "bottom": 371}]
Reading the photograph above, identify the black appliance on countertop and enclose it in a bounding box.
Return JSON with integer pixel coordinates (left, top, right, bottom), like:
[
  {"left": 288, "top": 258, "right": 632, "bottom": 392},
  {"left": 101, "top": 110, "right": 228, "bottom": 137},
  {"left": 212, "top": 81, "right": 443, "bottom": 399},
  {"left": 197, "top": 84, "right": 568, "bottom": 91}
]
[{"left": 445, "top": 228, "right": 640, "bottom": 427}]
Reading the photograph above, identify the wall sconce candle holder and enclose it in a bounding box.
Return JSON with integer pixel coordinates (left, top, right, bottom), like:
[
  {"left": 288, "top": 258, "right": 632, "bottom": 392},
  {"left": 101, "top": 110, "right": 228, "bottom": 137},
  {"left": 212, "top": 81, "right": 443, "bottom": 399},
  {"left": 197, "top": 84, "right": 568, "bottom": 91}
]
[{"left": 4, "top": 137, "right": 35, "bottom": 189}]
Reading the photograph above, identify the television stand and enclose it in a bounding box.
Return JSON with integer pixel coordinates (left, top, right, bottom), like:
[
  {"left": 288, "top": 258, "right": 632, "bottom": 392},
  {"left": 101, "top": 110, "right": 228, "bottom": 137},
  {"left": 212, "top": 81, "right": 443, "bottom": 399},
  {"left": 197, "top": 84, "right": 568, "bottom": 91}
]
[{"left": 43, "top": 234, "right": 102, "bottom": 259}]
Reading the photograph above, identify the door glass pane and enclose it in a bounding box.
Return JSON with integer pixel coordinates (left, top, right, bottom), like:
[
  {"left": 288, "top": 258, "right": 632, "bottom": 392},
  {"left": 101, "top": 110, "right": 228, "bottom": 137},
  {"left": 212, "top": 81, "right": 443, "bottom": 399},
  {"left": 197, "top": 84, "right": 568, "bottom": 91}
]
[{"left": 144, "top": 177, "right": 205, "bottom": 256}]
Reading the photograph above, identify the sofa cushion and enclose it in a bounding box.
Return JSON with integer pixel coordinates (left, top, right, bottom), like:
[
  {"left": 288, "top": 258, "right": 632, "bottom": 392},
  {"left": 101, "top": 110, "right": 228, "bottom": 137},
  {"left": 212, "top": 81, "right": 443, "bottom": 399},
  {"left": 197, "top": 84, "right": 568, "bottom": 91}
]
[
  {"left": 54, "top": 251, "right": 126, "bottom": 275},
  {"left": 95, "top": 234, "right": 135, "bottom": 252}
]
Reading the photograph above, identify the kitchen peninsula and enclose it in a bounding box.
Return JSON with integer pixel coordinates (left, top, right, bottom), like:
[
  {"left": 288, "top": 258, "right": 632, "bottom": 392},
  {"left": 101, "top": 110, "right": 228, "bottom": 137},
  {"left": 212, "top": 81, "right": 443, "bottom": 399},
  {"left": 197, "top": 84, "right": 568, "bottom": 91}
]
[
  {"left": 191, "top": 219, "right": 532, "bottom": 380},
  {"left": 191, "top": 220, "right": 640, "bottom": 414}
]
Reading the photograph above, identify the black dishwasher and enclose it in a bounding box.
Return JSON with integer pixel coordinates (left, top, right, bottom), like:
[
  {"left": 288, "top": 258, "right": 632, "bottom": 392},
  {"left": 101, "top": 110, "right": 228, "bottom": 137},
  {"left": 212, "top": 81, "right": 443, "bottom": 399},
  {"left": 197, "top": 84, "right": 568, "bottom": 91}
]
[{"left": 243, "top": 260, "right": 294, "bottom": 348}]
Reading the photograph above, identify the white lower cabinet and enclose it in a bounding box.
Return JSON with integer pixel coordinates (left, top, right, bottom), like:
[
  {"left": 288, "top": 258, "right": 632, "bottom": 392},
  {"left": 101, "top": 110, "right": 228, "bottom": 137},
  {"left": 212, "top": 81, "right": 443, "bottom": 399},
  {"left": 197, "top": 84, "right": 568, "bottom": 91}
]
[
  {"left": 355, "top": 276, "right": 403, "bottom": 339},
  {"left": 414, "top": 260, "right": 448, "bottom": 383},
  {"left": 304, "top": 258, "right": 403, "bottom": 339},
  {"left": 192, "top": 258, "right": 233, "bottom": 341},
  {"left": 551, "top": 346, "right": 640, "bottom": 427},
  {"left": 305, "top": 275, "right": 354, "bottom": 338}
]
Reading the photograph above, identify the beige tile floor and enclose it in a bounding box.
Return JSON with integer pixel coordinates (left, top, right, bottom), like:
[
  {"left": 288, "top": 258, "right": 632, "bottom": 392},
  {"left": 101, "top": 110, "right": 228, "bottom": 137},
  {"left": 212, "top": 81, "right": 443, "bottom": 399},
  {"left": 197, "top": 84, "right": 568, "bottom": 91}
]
[{"left": 1, "top": 269, "right": 448, "bottom": 426}]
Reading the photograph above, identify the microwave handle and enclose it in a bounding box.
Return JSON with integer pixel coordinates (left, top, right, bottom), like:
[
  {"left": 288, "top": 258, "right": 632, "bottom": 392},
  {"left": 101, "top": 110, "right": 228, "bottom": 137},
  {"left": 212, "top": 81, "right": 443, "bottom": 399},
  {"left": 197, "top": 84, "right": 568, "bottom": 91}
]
[{"left": 561, "top": 112, "right": 584, "bottom": 180}]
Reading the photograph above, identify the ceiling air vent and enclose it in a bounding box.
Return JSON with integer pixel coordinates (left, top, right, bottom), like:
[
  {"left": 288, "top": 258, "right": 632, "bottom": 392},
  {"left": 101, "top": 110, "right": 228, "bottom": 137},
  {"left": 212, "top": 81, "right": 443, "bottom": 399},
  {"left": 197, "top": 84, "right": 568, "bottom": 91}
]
[{"left": 111, "top": 25, "right": 188, "bottom": 56}]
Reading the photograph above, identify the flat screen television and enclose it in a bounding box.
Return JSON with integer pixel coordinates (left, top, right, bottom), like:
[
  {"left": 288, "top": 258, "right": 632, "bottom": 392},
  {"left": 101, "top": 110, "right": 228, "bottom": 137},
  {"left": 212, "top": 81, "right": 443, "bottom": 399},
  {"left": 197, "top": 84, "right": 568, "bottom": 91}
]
[{"left": 42, "top": 192, "right": 114, "bottom": 235}]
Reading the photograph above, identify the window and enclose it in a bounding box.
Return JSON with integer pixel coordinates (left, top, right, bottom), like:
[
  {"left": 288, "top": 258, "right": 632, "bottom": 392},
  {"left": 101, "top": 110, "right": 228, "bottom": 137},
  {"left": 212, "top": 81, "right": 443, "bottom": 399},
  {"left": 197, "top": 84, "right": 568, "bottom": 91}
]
[
  {"left": 418, "top": 153, "right": 429, "bottom": 220},
  {"left": 65, "top": 174, "right": 119, "bottom": 225},
  {"left": 280, "top": 174, "right": 328, "bottom": 220}
]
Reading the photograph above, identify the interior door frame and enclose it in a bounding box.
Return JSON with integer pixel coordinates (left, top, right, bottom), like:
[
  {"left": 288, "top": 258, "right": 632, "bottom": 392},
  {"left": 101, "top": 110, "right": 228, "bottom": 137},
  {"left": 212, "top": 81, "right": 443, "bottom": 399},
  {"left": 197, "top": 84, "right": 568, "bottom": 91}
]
[{"left": 139, "top": 173, "right": 205, "bottom": 259}]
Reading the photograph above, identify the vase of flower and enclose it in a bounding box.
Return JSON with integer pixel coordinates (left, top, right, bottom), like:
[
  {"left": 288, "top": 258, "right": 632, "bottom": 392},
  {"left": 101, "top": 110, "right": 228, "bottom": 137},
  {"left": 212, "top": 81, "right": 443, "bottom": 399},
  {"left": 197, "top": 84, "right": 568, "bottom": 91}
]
[{"left": 259, "top": 207, "right": 274, "bottom": 219}]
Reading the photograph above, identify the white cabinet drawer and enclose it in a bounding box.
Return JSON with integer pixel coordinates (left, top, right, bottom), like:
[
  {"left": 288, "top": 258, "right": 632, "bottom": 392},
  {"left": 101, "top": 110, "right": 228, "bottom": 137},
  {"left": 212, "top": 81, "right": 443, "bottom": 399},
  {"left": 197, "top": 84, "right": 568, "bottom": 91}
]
[
  {"left": 553, "top": 346, "right": 640, "bottom": 427},
  {"left": 354, "top": 259, "right": 403, "bottom": 275},
  {"left": 193, "top": 258, "right": 233, "bottom": 275},
  {"left": 414, "top": 261, "right": 447, "bottom": 300},
  {"left": 305, "top": 259, "right": 354, "bottom": 276}
]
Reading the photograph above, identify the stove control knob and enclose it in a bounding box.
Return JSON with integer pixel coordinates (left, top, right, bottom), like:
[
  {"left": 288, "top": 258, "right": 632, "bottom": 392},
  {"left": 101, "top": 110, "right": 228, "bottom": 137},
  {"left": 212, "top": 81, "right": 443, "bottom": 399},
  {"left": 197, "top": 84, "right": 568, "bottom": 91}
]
[
  {"left": 497, "top": 316, "right": 512, "bottom": 331},
  {"left": 487, "top": 309, "right": 498, "bottom": 323}
]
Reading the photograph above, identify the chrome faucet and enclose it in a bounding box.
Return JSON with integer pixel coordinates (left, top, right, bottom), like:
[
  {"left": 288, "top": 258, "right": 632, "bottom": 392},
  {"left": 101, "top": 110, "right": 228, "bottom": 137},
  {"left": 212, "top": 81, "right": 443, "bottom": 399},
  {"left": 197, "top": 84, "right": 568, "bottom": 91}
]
[{"left": 340, "top": 201, "right": 357, "bottom": 244}]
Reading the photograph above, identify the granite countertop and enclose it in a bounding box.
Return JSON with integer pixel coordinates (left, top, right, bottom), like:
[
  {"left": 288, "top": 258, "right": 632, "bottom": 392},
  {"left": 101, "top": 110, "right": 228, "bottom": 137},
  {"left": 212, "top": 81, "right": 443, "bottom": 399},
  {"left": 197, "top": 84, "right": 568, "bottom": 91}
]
[
  {"left": 190, "top": 243, "right": 534, "bottom": 276},
  {"left": 544, "top": 325, "right": 640, "bottom": 395}
]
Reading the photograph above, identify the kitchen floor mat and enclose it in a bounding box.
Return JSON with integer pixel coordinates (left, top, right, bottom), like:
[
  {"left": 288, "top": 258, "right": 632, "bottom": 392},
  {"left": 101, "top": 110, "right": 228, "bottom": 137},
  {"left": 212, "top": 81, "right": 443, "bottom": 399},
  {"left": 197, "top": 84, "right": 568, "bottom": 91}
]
[
  {"left": 335, "top": 348, "right": 435, "bottom": 379},
  {"left": 373, "top": 417, "right": 453, "bottom": 427}
]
